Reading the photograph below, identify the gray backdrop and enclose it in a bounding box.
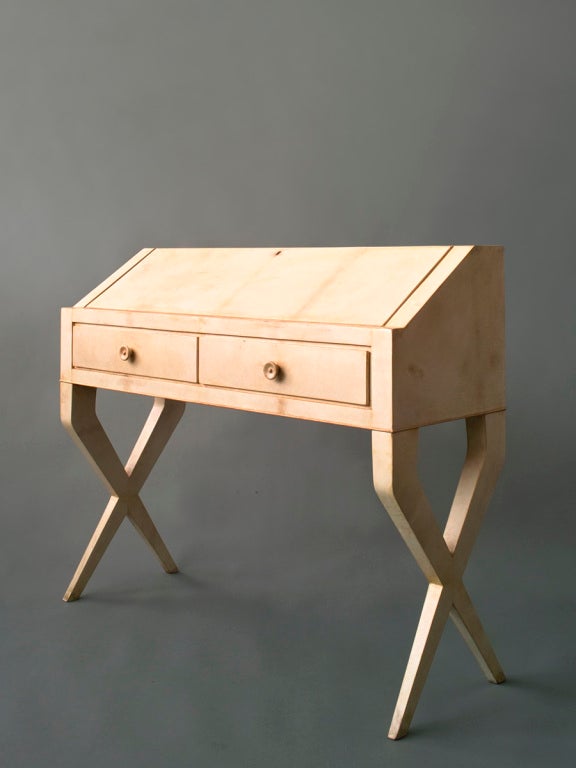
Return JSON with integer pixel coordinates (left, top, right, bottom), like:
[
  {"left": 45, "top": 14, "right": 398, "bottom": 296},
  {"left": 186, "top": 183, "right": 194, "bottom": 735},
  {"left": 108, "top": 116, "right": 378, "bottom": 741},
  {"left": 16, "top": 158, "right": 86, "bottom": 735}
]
[{"left": 1, "top": 1, "right": 574, "bottom": 766}]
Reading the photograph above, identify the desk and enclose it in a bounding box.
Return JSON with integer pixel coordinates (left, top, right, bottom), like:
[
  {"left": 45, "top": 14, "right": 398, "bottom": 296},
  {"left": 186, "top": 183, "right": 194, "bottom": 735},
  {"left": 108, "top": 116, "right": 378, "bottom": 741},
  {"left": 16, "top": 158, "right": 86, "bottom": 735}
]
[{"left": 60, "top": 245, "right": 506, "bottom": 739}]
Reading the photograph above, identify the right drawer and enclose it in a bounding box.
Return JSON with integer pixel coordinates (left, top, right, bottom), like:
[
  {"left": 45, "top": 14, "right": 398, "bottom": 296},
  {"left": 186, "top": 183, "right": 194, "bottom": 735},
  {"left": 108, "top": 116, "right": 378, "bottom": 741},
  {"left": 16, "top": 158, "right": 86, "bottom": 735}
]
[{"left": 199, "top": 335, "right": 370, "bottom": 406}]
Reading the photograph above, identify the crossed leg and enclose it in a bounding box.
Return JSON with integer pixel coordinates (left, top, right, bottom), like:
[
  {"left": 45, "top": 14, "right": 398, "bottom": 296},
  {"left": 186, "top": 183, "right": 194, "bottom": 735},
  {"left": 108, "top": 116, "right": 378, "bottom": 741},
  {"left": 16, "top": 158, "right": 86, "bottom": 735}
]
[
  {"left": 372, "top": 411, "right": 505, "bottom": 739},
  {"left": 61, "top": 382, "right": 186, "bottom": 602}
]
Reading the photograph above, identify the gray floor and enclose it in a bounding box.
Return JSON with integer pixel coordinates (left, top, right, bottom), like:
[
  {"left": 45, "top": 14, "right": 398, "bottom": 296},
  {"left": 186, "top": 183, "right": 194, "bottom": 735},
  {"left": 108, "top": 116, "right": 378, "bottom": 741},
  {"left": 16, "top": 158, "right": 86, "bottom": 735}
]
[
  {"left": 1, "top": 402, "right": 573, "bottom": 767},
  {"left": 1, "top": 1, "right": 575, "bottom": 764}
]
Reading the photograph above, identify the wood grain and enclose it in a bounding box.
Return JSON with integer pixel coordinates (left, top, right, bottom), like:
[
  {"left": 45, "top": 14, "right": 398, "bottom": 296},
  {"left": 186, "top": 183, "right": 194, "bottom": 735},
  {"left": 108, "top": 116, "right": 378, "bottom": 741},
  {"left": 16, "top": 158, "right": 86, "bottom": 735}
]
[
  {"left": 61, "top": 383, "right": 185, "bottom": 601},
  {"left": 75, "top": 248, "right": 155, "bottom": 308},
  {"left": 372, "top": 411, "right": 506, "bottom": 739},
  {"left": 199, "top": 335, "right": 369, "bottom": 405},
  {"left": 390, "top": 245, "right": 505, "bottom": 430},
  {"left": 73, "top": 323, "right": 198, "bottom": 383},
  {"left": 60, "top": 243, "right": 507, "bottom": 740},
  {"left": 85, "top": 246, "right": 452, "bottom": 326},
  {"left": 67, "top": 366, "right": 374, "bottom": 429}
]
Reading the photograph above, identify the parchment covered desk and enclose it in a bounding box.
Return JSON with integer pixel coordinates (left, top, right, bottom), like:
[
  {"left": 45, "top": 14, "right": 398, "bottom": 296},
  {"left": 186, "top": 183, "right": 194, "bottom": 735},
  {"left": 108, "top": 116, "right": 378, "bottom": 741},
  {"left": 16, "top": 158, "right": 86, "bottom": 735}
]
[{"left": 60, "top": 245, "right": 506, "bottom": 739}]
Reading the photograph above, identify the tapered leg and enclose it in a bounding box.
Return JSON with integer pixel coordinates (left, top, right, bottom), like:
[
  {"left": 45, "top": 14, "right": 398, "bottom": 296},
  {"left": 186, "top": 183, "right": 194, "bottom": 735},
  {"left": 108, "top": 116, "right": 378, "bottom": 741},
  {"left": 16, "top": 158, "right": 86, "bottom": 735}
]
[
  {"left": 61, "top": 382, "right": 185, "bottom": 601},
  {"left": 450, "top": 584, "right": 505, "bottom": 684},
  {"left": 63, "top": 497, "right": 127, "bottom": 602},
  {"left": 444, "top": 412, "right": 506, "bottom": 683},
  {"left": 388, "top": 584, "right": 452, "bottom": 740},
  {"left": 372, "top": 411, "right": 505, "bottom": 739}
]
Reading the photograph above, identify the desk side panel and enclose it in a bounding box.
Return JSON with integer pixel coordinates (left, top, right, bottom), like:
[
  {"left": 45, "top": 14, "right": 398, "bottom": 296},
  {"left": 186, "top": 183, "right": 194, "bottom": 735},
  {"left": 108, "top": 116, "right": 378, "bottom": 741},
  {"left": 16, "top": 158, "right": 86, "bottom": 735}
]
[{"left": 391, "top": 246, "right": 505, "bottom": 430}]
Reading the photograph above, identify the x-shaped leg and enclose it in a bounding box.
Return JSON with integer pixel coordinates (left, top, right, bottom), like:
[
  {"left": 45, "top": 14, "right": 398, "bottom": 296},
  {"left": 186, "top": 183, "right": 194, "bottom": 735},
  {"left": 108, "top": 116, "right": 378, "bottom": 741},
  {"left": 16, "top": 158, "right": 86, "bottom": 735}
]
[
  {"left": 61, "top": 382, "right": 186, "bottom": 602},
  {"left": 372, "top": 411, "right": 506, "bottom": 739}
]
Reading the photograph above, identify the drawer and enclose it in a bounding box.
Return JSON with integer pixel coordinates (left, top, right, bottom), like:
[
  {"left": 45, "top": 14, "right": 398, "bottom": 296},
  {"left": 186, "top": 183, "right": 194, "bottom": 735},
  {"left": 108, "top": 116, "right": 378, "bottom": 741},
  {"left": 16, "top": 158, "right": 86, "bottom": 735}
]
[
  {"left": 199, "top": 335, "right": 369, "bottom": 405},
  {"left": 73, "top": 324, "right": 198, "bottom": 383}
]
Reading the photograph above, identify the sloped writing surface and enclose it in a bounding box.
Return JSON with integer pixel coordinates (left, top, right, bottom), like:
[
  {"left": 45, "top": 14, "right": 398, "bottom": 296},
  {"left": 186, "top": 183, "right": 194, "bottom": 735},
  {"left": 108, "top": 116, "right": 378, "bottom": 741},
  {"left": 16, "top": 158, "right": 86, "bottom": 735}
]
[{"left": 87, "top": 246, "right": 451, "bottom": 326}]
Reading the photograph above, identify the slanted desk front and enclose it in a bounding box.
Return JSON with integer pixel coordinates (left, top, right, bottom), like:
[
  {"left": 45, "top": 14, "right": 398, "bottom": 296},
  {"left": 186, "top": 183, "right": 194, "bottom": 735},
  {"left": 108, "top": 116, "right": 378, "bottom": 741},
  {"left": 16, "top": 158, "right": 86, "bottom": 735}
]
[{"left": 60, "top": 245, "right": 506, "bottom": 739}]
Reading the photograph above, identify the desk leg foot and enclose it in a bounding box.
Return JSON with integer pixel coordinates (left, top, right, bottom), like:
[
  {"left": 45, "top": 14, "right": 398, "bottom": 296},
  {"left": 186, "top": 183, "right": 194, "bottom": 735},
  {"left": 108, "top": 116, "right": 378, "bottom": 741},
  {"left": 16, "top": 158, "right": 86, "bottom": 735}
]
[
  {"left": 450, "top": 584, "right": 505, "bottom": 684},
  {"left": 372, "top": 412, "right": 506, "bottom": 739},
  {"left": 63, "top": 497, "right": 127, "bottom": 602},
  {"left": 388, "top": 584, "right": 452, "bottom": 740},
  {"left": 61, "top": 383, "right": 185, "bottom": 600}
]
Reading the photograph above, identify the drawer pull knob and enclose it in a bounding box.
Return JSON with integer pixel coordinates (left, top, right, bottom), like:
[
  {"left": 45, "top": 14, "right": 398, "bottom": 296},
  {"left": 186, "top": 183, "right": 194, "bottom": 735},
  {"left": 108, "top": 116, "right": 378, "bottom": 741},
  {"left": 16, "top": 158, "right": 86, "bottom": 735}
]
[
  {"left": 263, "top": 361, "right": 280, "bottom": 380},
  {"left": 119, "top": 345, "right": 134, "bottom": 362}
]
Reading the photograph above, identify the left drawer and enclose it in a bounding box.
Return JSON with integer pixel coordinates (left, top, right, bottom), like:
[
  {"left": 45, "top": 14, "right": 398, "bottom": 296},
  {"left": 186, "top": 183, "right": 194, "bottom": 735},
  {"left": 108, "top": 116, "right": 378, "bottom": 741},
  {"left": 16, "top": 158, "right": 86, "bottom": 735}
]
[{"left": 72, "top": 324, "right": 198, "bottom": 383}]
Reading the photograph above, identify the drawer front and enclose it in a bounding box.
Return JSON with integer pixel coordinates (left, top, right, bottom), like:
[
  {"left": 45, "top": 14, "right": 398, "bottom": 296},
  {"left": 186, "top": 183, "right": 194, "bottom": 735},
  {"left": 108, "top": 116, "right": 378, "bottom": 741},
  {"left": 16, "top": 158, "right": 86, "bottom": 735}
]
[
  {"left": 199, "top": 335, "right": 369, "bottom": 405},
  {"left": 73, "top": 324, "right": 198, "bottom": 383}
]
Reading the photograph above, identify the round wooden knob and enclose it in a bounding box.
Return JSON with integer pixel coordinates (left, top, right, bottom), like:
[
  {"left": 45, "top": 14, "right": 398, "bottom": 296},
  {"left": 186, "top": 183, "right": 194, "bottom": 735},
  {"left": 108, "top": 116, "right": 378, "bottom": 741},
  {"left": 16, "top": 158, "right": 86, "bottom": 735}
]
[
  {"left": 119, "top": 345, "right": 134, "bottom": 362},
  {"left": 263, "top": 361, "right": 280, "bottom": 380}
]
